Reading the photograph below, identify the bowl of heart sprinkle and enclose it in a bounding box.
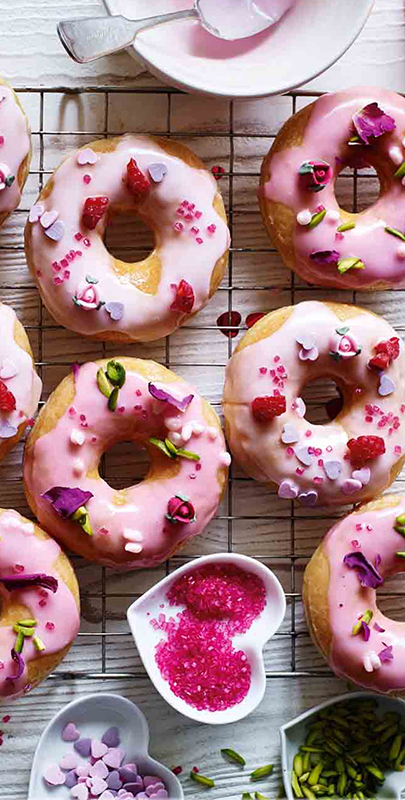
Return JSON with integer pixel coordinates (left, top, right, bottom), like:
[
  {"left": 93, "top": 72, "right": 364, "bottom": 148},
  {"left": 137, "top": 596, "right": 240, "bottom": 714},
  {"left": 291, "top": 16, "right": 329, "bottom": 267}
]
[
  {"left": 43, "top": 723, "right": 170, "bottom": 798},
  {"left": 151, "top": 563, "right": 267, "bottom": 713}
]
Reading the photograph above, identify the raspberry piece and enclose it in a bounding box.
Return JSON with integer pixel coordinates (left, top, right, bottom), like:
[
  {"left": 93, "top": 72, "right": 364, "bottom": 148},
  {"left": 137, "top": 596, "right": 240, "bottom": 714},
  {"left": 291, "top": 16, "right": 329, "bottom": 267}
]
[
  {"left": 171, "top": 280, "right": 195, "bottom": 313},
  {"left": 368, "top": 337, "right": 400, "bottom": 371},
  {"left": 126, "top": 158, "right": 150, "bottom": 200},
  {"left": 0, "top": 380, "right": 16, "bottom": 412},
  {"left": 252, "top": 395, "right": 286, "bottom": 422},
  {"left": 82, "top": 196, "right": 109, "bottom": 230},
  {"left": 347, "top": 435, "right": 386, "bottom": 466}
]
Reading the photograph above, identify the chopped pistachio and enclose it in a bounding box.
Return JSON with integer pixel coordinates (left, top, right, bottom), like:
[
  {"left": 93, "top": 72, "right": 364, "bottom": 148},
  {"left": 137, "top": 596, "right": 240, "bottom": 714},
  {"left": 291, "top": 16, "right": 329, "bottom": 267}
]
[
  {"left": 17, "top": 619, "right": 37, "bottom": 627},
  {"left": 15, "top": 630, "right": 24, "bottom": 653},
  {"left": 221, "top": 748, "right": 246, "bottom": 766},
  {"left": 71, "top": 506, "right": 93, "bottom": 536},
  {"left": 33, "top": 634, "right": 46, "bottom": 651},
  {"left": 337, "top": 222, "right": 356, "bottom": 232},
  {"left": 189, "top": 771, "right": 215, "bottom": 788},
  {"left": 96, "top": 367, "right": 112, "bottom": 398},
  {"left": 106, "top": 359, "right": 126, "bottom": 388},
  {"left": 250, "top": 765, "right": 274, "bottom": 781},
  {"left": 307, "top": 209, "right": 326, "bottom": 230},
  {"left": 13, "top": 624, "right": 35, "bottom": 637},
  {"left": 394, "top": 161, "right": 405, "bottom": 179},
  {"left": 385, "top": 226, "right": 405, "bottom": 242},
  {"left": 108, "top": 386, "right": 119, "bottom": 412},
  {"left": 337, "top": 257, "right": 365, "bottom": 274},
  {"left": 352, "top": 609, "right": 373, "bottom": 636}
]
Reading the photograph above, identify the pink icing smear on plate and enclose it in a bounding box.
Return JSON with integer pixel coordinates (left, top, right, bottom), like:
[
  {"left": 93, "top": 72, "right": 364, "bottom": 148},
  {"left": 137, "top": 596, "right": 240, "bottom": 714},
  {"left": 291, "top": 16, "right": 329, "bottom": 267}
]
[{"left": 152, "top": 563, "right": 266, "bottom": 712}]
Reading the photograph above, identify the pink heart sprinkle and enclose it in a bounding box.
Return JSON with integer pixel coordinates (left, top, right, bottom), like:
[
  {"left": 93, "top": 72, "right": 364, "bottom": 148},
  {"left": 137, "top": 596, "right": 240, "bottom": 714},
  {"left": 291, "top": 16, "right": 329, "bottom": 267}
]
[
  {"left": 40, "top": 209, "right": 59, "bottom": 229},
  {"left": 76, "top": 764, "right": 90, "bottom": 777},
  {"left": 29, "top": 202, "right": 45, "bottom": 223},
  {"left": 146, "top": 783, "right": 165, "bottom": 796},
  {"left": 90, "top": 760, "right": 109, "bottom": 779},
  {"left": 144, "top": 777, "right": 161, "bottom": 788},
  {"left": 103, "top": 747, "right": 123, "bottom": 769},
  {"left": 60, "top": 753, "right": 80, "bottom": 770},
  {"left": 88, "top": 776, "right": 108, "bottom": 795},
  {"left": 45, "top": 218, "right": 65, "bottom": 241},
  {"left": 91, "top": 739, "right": 109, "bottom": 759},
  {"left": 71, "top": 783, "right": 89, "bottom": 800},
  {"left": 99, "top": 792, "right": 115, "bottom": 800},
  {"left": 77, "top": 147, "right": 99, "bottom": 166},
  {"left": 44, "top": 764, "right": 66, "bottom": 786}
]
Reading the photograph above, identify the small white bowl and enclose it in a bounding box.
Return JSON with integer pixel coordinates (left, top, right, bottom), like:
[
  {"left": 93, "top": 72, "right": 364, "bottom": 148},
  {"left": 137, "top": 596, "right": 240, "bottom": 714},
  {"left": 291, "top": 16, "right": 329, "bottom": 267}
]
[
  {"left": 104, "top": 0, "right": 374, "bottom": 99},
  {"left": 280, "top": 691, "right": 405, "bottom": 800},
  {"left": 127, "top": 553, "right": 286, "bottom": 725},
  {"left": 28, "top": 693, "right": 184, "bottom": 799}
]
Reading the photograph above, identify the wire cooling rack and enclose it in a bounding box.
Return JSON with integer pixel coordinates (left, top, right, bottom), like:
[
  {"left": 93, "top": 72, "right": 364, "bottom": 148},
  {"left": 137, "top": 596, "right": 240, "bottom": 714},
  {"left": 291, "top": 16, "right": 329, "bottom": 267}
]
[{"left": 0, "top": 84, "right": 403, "bottom": 694}]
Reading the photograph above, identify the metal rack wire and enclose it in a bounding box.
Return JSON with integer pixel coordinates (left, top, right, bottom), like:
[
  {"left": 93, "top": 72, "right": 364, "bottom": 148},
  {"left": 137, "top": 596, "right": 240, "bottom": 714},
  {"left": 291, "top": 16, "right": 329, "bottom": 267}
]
[{"left": 0, "top": 84, "right": 403, "bottom": 690}]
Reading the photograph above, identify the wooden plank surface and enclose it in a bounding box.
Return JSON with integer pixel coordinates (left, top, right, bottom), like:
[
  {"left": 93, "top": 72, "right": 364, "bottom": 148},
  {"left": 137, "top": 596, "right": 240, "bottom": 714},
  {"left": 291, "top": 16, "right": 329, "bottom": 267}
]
[{"left": 0, "top": 2, "right": 405, "bottom": 799}]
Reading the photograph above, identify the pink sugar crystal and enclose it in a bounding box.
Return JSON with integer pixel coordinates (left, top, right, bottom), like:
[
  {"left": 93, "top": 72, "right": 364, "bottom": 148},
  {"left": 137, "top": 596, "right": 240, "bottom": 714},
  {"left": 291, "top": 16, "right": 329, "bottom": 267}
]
[
  {"left": 196, "top": 237, "right": 204, "bottom": 244},
  {"left": 395, "top": 445, "right": 402, "bottom": 455},
  {"left": 83, "top": 174, "right": 91, "bottom": 184},
  {"left": 207, "top": 223, "right": 216, "bottom": 234},
  {"left": 305, "top": 430, "right": 312, "bottom": 438},
  {"left": 14, "top": 564, "right": 24, "bottom": 573},
  {"left": 286, "top": 447, "right": 294, "bottom": 456},
  {"left": 313, "top": 476, "right": 323, "bottom": 484},
  {"left": 75, "top": 232, "right": 83, "bottom": 241},
  {"left": 173, "top": 222, "right": 184, "bottom": 233},
  {"left": 365, "top": 416, "right": 373, "bottom": 423},
  {"left": 296, "top": 467, "right": 304, "bottom": 476},
  {"left": 46, "top": 622, "right": 55, "bottom": 631},
  {"left": 259, "top": 367, "right": 267, "bottom": 375}
]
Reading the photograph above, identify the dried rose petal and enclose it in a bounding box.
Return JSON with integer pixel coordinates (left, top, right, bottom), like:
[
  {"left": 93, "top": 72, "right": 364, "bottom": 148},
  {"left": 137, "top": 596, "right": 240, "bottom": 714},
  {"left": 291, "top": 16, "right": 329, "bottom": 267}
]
[
  {"left": 148, "top": 383, "right": 194, "bottom": 412},
  {"left": 0, "top": 573, "right": 58, "bottom": 592},
  {"left": 378, "top": 645, "right": 394, "bottom": 663},
  {"left": 42, "top": 486, "right": 93, "bottom": 518},
  {"left": 5, "top": 649, "right": 25, "bottom": 683},
  {"left": 217, "top": 311, "right": 241, "bottom": 338},
  {"left": 310, "top": 250, "right": 340, "bottom": 265},
  {"left": 343, "top": 551, "right": 383, "bottom": 588},
  {"left": 361, "top": 621, "right": 371, "bottom": 641},
  {"left": 353, "top": 102, "right": 396, "bottom": 145}
]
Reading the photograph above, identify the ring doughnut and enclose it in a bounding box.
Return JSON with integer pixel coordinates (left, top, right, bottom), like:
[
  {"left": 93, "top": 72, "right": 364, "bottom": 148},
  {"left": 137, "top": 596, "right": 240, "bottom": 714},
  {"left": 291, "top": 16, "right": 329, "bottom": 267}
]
[
  {"left": 0, "top": 76, "right": 31, "bottom": 228},
  {"left": 0, "top": 302, "right": 42, "bottom": 461},
  {"left": 260, "top": 87, "right": 405, "bottom": 289},
  {"left": 25, "top": 134, "right": 229, "bottom": 342},
  {"left": 24, "top": 357, "right": 229, "bottom": 569},
  {"left": 223, "top": 301, "right": 405, "bottom": 507},
  {"left": 0, "top": 509, "right": 79, "bottom": 701},
  {"left": 304, "top": 493, "right": 405, "bottom": 694}
]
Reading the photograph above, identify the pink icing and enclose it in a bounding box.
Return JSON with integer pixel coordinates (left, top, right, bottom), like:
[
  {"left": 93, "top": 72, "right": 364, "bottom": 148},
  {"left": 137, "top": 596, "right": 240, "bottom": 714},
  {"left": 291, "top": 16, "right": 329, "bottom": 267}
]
[
  {"left": 27, "top": 135, "right": 229, "bottom": 341},
  {"left": 263, "top": 87, "right": 405, "bottom": 288},
  {"left": 0, "top": 304, "right": 42, "bottom": 440},
  {"left": 323, "top": 499, "right": 405, "bottom": 692},
  {"left": 24, "top": 362, "right": 228, "bottom": 568},
  {"left": 0, "top": 83, "right": 30, "bottom": 222},
  {"left": 0, "top": 510, "right": 79, "bottom": 699},
  {"left": 223, "top": 302, "right": 405, "bottom": 505}
]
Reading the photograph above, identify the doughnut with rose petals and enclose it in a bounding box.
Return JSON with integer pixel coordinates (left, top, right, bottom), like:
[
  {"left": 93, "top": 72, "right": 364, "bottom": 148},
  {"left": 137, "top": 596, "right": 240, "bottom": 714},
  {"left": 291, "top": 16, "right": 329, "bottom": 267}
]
[
  {"left": 0, "top": 76, "right": 31, "bottom": 228},
  {"left": 260, "top": 87, "right": 405, "bottom": 289},
  {"left": 304, "top": 493, "right": 405, "bottom": 694},
  {"left": 24, "top": 134, "right": 229, "bottom": 342},
  {"left": 24, "top": 357, "right": 229, "bottom": 569},
  {"left": 223, "top": 301, "right": 405, "bottom": 507},
  {"left": 0, "top": 508, "right": 80, "bottom": 701}
]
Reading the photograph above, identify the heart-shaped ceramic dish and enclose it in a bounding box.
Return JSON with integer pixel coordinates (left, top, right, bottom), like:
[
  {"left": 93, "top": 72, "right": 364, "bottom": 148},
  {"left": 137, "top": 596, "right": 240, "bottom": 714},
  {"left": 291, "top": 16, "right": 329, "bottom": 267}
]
[
  {"left": 103, "top": 0, "right": 374, "bottom": 99},
  {"left": 28, "top": 693, "right": 184, "bottom": 799},
  {"left": 127, "top": 552, "right": 286, "bottom": 724},
  {"left": 280, "top": 691, "right": 405, "bottom": 800}
]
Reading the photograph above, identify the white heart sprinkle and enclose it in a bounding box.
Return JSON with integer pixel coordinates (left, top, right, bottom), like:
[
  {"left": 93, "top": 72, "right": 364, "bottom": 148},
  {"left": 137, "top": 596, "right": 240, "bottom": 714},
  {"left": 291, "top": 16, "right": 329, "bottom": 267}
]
[
  {"left": 324, "top": 460, "right": 342, "bottom": 480},
  {"left": 295, "top": 397, "right": 306, "bottom": 418},
  {"left": 45, "top": 219, "right": 65, "bottom": 241},
  {"left": 278, "top": 480, "right": 298, "bottom": 499},
  {"left": 296, "top": 332, "right": 316, "bottom": 350},
  {"left": 40, "top": 209, "right": 59, "bottom": 229},
  {"left": 378, "top": 373, "right": 396, "bottom": 396},
  {"left": 77, "top": 147, "right": 99, "bottom": 166},
  {"left": 342, "top": 479, "right": 363, "bottom": 495},
  {"left": 281, "top": 423, "right": 299, "bottom": 444},
  {"left": 0, "top": 359, "right": 18, "bottom": 379},
  {"left": 0, "top": 420, "right": 17, "bottom": 439},
  {"left": 29, "top": 202, "right": 45, "bottom": 223},
  {"left": 352, "top": 467, "right": 371, "bottom": 486},
  {"left": 295, "top": 446, "right": 314, "bottom": 466},
  {"left": 299, "top": 346, "right": 319, "bottom": 362},
  {"left": 148, "top": 162, "right": 168, "bottom": 183}
]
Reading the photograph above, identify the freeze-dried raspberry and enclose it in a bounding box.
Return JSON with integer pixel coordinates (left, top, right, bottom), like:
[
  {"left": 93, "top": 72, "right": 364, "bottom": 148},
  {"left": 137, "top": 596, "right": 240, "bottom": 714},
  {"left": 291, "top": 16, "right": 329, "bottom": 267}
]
[
  {"left": 82, "top": 196, "right": 109, "bottom": 230},
  {"left": 369, "top": 337, "right": 400, "bottom": 371},
  {"left": 0, "top": 380, "right": 16, "bottom": 412},
  {"left": 126, "top": 158, "right": 150, "bottom": 200},
  {"left": 347, "top": 435, "right": 386, "bottom": 466},
  {"left": 252, "top": 395, "right": 286, "bottom": 422}
]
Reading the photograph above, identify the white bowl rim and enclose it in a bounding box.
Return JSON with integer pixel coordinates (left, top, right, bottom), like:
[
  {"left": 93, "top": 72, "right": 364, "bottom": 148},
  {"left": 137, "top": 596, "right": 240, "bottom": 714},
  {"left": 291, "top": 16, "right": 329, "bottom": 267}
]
[{"left": 103, "top": 0, "right": 375, "bottom": 99}]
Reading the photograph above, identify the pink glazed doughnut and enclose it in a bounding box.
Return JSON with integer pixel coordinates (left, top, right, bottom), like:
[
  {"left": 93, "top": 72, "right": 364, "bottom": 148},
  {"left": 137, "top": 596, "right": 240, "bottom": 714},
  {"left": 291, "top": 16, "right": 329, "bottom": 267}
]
[
  {"left": 223, "top": 301, "right": 405, "bottom": 508},
  {"left": 304, "top": 493, "right": 405, "bottom": 694},
  {"left": 260, "top": 87, "right": 405, "bottom": 289},
  {"left": 0, "top": 76, "right": 31, "bottom": 228},
  {"left": 24, "top": 135, "right": 229, "bottom": 342},
  {"left": 0, "top": 509, "right": 80, "bottom": 702},
  {"left": 24, "top": 358, "right": 229, "bottom": 569}
]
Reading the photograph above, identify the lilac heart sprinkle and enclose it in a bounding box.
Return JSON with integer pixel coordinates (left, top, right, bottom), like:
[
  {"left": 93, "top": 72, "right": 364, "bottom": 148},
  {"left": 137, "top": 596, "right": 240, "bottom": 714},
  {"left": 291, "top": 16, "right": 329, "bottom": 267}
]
[
  {"left": 74, "top": 737, "right": 92, "bottom": 757},
  {"left": 0, "top": 420, "right": 17, "bottom": 439}
]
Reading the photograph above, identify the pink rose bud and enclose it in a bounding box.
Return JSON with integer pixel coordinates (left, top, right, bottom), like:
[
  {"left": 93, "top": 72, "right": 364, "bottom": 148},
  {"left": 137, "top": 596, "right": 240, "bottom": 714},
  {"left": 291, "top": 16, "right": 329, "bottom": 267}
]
[{"left": 166, "top": 495, "right": 196, "bottom": 524}]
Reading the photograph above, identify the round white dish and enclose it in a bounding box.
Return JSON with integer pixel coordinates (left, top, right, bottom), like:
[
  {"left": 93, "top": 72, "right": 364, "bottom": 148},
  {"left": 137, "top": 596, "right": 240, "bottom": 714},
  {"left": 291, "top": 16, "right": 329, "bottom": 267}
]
[
  {"left": 127, "top": 552, "right": 286, "bottom": 725},
  {"left": 103, "top": 0, "right": 374, "bottom": 98}
]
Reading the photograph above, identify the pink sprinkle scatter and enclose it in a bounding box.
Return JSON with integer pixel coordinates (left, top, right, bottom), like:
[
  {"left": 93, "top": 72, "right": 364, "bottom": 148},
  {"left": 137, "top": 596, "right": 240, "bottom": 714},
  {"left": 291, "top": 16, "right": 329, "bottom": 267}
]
[
  {"left": 173, "top": 222, "right": 184, "bottom": 233},
  {"left": 259, "top": 367, "right": 267, "bottom": 375},
  {"left": 52, "top": 261, "right": 60, "bottom": 271},
  {"left": 326, "top": 445, "right": 333, "bottom": 452},
  {"left": 395, "top": 445, "right": 402, "bottom": 455},
  {"left": 61, "top": 258, "right": 68, "bottom": 268},
  {"left": 153, "top": 564, "right": 265, "bottom": 712},
  {"left": 316, "top": 204, "right": 325, "bottom": 213},
  {"left": 83, "top": 238, "right": 91, "bottom": 248},
  {"left": 196, "top": 237, "right": 204, "bottom": 244},
  {"left": 351, "top": 539, "right": 360, "bottom": 549},
  {"left": 46, "top": 621, "right": 55, "bottom": 631},
  {"left": 356, "top": 523, "right": 365, "bottom": 532},
  {"left": 313, "top": 476, "right": 323, "bottom": 485},
  {"left": 305, "top": 430, "right": 312, "bottom": 438},
  {"left": 53, "top": 276, "right": 63, "bottom": 285},
  {"left": 177, "top": 207, "right": 185, "bottom": 217},
  {"left": 136, "top": 389, "right": 142, "bottom": 396},
  {"left": 80, "top": 414, "right": 86, "bottom": 422},
  {"left": 366, "top": 524, "right": 373, "bottom": 532},
  {"left": 296, "top": 467, "right": 304, "bottom": 476},
  {"left": 75, "top": 250, "right": 82, "bottom": 257},
  {"left": 75, "top": 232, "right": 83, "bottom": 241},
  {"left": 39, "top": 599, "right": 46, "bottom": 608},
  {"left": 14, "top": 563, "right": 25, "bottom": 573},
  {"left": 68, "top": 407, "right": 76, "bottom": 417},
  {"left": 318, "top": 459, "right": 324, "bottom": 467},
  {"left": 195, "top": 211, "right": 202, "bottom": 220},
  {"left": 99, "top": 527, "right": 109, "bottom": 535},
  {"left": 189, "top": 473, "right": 196, "bottom": 479},
  {"left": 64, "top": 270, "right": 70, "bottom": 280},
  {"left": 83, "top": 174, "right": 91, "bottom": 184},
  {"left": 336, "top": 232, "right": 344, "bottom": 241},
  {"left": 196, "top": 463, "right": 202, "bottom": 471},
  {"left": 190, "top": 226, "right": 199, "bottom": 235},
  {"left": 117, "top": 406, "right": 125, "bottom": 414},
  {"left": 207, "top": 224, "right": 216, "bottom": 234},
  {"left": 366, "top": 415, "right": 373, "bottom": 423},
  {"left": 286, "top": 447, "right": 294, "bottom": 457}
]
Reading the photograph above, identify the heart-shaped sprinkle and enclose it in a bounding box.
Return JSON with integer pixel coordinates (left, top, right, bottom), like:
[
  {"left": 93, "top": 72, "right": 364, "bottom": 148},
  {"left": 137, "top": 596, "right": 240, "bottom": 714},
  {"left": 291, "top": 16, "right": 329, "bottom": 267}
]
[
  {"left": 378, "top": 373, "right": 396, "bottom": 396},
  {"left": 122, "top": 775, "right": 144, "bottom": 792},
  {"left": 107, "top": 770, "right": 123, "bottom": 791},
  {"left": 40, "top": 209, "right": 59, "bottom": 229},
  {"left": 76, "top": 764, "right": 90, "bottom": 777},
  {"left": 105, "top": 302, "right": 124, "bottom": 322},
  {"left": 101, "top": 726, "right": 120, "bottom": 748},
  {"left": 299, "top": 345, "right": 319, "bottom": 362},
  {"left": 0, "top": 420, "right": 17, "bottom": 439},
  {"left": 144, "top": 776, "right": 161, "bottom": 788},
  {"left": 298, "top": 490, "right": 318, "bottom": 507},
  {"left": 281, "top": 423, "right": 299, "bottom": 444},
  {"left": 296, "top": 332, "right": 316, "bottom": 351},
  {"left": 152, "top": 791, "right": 168, "bottom": 798},
  {"left": 71, "top": 784, "right": 89, "bottom": 800},
  {"left": 295, "top": 397, "right": 306, "bottom": 418},
  {"left": 90, "top": 760, "right": 109, "bottom": 779},
  {"left": 77, "top": 147, "right": 99, "bottom": 166},
  {"left": 352, "top": 467, "right": 371, "bottom": 486},
  {"left": 295, "top": 446, "right": 314, "bottom": 467},
  {"left": 91, "top": 739, "right": 109, "bottom": 759},
  {"left": 0, "top": 359, "right": 18, "bottom": 379},
  {"left": 278, "top": 480, "right": 298, "bottom": 499},
  {"left": 29, "top": 202, "right": 45, "bottom": 223},
  {"left": 60, "top": 753, "right": 80, "bottom": 770},
  {"left": 88, "top": 776, "right": 108, "bottom": 795},
  {"left": 45, "top": 219, "right": 65, "bottom": 241},
  {"left": 146, "top": 782, "right": 165, "bottom": 796},
  {"left": 148, "top": 163, "right": 167, "bottom": 183},
  {"left": 342, "top": 478, "right": 363, "bottom": 495},
  {"left": 99, "top": 792, "right": 115, "bottom": 800},
  {"left": 44, "top": 764, "right": 66, "bottom": 786},
  {"left": 119, "top": 764, "right": 138, "bottom": 783},
  {"left": 74, "top": 738, "right": 92, "bottom": 757},
  {"left": 324, "top": 460, "right": 342, "bottom": 480},
  {"left": 103, "top": 747, "right": 124, "bottom": 769},
  {"left": 62, "top": 722, "right": 81, "bottom": 741},
  {"left": 216, "top": 310, "right": 241, "bottom": 338},
  {"left": 65, "top": 769, "right": 78, "bottom": 788}
]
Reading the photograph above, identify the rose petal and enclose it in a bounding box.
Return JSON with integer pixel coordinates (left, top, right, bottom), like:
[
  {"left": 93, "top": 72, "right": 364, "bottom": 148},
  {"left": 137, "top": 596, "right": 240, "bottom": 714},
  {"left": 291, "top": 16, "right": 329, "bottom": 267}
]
[
  {"left": 353, "top": 102, "right": 396, "bottom": 145},
  {"left": 42, "top": 486, "right": 93, "bottom": 518},
  {"left": 148, "top": 383, "right": 193, "bottom": 412},
  {"left": 343, "top": 551, "right": 383, "bottom": 588}
]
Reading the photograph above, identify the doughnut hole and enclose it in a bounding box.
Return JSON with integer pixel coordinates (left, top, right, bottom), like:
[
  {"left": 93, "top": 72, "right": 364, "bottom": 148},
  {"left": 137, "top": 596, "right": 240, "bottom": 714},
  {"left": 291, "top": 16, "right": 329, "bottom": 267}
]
[
  {"left": 105, "top": 212, "right": 155, "bottom": 264},
  {"left": 103, "top": 439, "right": 151, "bottom": 490},
  {"left": 334, "top": 162, "right": 381, "bottom": 214},
  {"left": 301, "top": 377, "right": 344, "bottom": 425}
]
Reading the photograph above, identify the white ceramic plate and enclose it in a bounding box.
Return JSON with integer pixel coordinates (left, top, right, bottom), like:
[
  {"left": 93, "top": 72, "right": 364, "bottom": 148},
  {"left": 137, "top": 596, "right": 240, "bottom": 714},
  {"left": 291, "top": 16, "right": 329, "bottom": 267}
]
[
  {"left": 127, "top": 552, "right": 286, "bottom": 724},
  {"left": 103, "top": 0, "right": 374, "bottom": 98}
]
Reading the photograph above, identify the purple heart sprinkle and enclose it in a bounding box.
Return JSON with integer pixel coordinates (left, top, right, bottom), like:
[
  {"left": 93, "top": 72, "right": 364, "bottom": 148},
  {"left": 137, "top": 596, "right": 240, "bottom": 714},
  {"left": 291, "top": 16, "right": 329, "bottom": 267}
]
[
  {"left": 105, "top": 302, "right": 124, "bottom": 322},
  {"left": 74, "top": 738, "right": 92, "bottom": 757},
  {"left": 147, "top": 163, "right": 167, "bottom": 183},
  {"left": 102, "top": 726, "right": 120, "bottom": 748},
  {"left": 45, "top": 219, "right": 65, "bottom": 241},
  {"left": 0, "top": 420, "right": 17, "bottom": 439}
]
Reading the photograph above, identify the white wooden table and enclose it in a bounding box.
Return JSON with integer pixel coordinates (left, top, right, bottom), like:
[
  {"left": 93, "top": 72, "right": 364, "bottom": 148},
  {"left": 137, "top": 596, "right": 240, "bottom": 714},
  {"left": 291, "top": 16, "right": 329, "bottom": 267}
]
[{"left": 0, "top": 2, "right": 404, "bottom": 798}]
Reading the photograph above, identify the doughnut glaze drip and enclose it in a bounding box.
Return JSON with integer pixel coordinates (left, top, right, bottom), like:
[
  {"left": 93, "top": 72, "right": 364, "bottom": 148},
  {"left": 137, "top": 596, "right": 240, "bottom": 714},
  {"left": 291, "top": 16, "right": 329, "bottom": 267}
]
[
  {"left": 261, "top": 87, "right": 405, "bottom": 288},
  {"left": 223, "top": 302, "right": 405, "bottom": 506},
  {"left": 0, "top": 81, "right": 30, "bottom": 223},
  {"left": 0, "top": 510, "right": 80, "bottom": 699},
  {"left": 24, "top": 361, "right": 228, "bottom": 568},
  {"left": 0, "top": 304, "right": 42, "bottom": 442},
  {"left": 25, "top": 134, "right": 229, "bottom": 341}
]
